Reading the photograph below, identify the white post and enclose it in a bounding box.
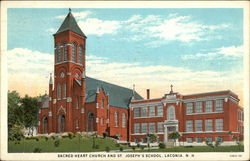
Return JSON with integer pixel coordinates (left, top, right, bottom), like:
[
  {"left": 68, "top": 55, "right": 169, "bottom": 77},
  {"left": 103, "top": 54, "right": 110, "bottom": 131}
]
[{"left": 164, "top": 125, "right": 168, "bottom": 145}]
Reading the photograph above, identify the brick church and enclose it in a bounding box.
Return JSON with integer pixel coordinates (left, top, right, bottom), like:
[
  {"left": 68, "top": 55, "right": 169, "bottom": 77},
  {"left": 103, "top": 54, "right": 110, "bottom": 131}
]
[{"left": 38, "top": 10, "right": 244, "bottom": 146}]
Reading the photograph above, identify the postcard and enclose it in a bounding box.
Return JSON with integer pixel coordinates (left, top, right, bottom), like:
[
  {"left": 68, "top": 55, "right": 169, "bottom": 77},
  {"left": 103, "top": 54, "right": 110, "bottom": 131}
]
[{"left": 0, "top": 1, "right": 249, "bottom": 161}]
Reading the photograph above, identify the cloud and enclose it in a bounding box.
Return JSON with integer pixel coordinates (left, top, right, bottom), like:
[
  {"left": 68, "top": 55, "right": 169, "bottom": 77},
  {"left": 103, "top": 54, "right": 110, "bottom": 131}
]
[
  {"left": 7, "top": 48, "right": 54, "bottom": 96},
  {"left": 78, "top": 18, "right": 121, "bottom": 35},
  {"left": 7, "top": 48, "right": 243, "bottom": 105},
  {"left": 46, "top": 28, "right": 57, "bottom": 33},
  {"left": 181, "top": 45, "right": 243, "bottom": 60},
  {"left": 53, "top": 11, "right": 229, "bottom": 43}
]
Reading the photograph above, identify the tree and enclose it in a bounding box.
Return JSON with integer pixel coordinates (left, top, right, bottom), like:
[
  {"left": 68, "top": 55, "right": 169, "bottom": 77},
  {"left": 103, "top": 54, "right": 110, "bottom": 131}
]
[
  {"left": 168, "top": 131, "right": 180, "bottom": 147},
  {"left": 21, "top": 95, "right": 39, "bottom": 136},
  {"left": 146, "top": 133, "right": 157, "bottom": 151},
  {"left": 8, "top": 91, "right": 23, "bottom": 128}
]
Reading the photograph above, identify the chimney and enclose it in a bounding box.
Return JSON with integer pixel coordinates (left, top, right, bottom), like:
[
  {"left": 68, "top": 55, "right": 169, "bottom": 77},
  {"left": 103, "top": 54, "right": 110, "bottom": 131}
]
[{"left": 147, "top": 89, "right": 150, "bottom": 99}]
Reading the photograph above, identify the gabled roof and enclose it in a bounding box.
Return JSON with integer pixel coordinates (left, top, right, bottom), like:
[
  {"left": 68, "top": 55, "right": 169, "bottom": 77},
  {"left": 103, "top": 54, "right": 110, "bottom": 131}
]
[
  {"left": 55, "top": 11, "right": 86, "bottom": 37},
  {"left": 85, "top": 77, "right": 143, "bottom": 108}
]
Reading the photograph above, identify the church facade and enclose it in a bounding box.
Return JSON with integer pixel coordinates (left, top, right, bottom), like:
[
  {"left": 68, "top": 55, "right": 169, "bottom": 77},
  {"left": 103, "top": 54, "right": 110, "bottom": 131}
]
[{"left": 38, "top": 11, "right": 244, "bottom": 146}]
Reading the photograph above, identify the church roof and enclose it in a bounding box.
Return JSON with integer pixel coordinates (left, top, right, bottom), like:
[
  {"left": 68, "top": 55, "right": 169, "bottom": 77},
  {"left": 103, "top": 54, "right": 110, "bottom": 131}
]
[
  {"left": 55, "top": 11, "right": 86, "bottom": 37},
  {"left": 85, "top": 77, "right": 143, "bottom": 108}
]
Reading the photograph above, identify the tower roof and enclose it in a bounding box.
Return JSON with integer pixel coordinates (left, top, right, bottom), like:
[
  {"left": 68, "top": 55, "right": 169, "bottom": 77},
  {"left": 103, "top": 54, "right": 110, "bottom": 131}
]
[{"left": 55, "top": 10, "right": 86, "bottom": 37}]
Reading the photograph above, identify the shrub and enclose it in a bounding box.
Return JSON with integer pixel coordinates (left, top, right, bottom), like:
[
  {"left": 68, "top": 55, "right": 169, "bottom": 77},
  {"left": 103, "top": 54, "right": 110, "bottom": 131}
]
[
  {"left": 45, "top": 137, "right": 48, "bottom": 141},
  {"left": 132, "top": 146, "right": 136, "bottom": 151},
  {"left": 33, "top": 148, "right": 42, "bottom": 153},
  {"left": 95, "top": 144, "right": 99, "bottom": 149},
  {"left": 119, "top": 147, "right": 123, "bottom": 152},
  {"left": 68, "top": 132, "right": 74, "bottom": 139},
  {"left": 140, "top": 145, "right": 145, "bottom": 150},
  {"left": 35, "top": 138, "right": 39, "bottom": 142},
  {"left": 103, "top": 132, "right": 107, "bottom": 138},
  {"left": 115, "top": 143, "right": 120, "bottom": 147},
  {"left": 159, "top": 142, "right": 166, "bottom": 149},
  {"left": 54, "top": 140, "right": 60, "bottom": 147},
  {"left": 105, "top": 146, "right": 110, "bottom": 152},
  {"left": 8, "top": 125, "right": 24, "bottom": 141},
  {"left": 51, "top": 136, "right": 56, "bottom": 140}
]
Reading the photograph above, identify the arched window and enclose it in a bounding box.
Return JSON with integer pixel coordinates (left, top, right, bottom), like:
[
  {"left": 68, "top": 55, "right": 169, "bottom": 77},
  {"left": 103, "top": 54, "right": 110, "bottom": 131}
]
[
  {"left": 78, "top": 46, "right": 83, "bottom": 64},
  {"left": 114, "top": 112, "right": 118, "bottom": 127},
  {"left": 72, "top": 42, "right": 76, "bottom": 62},
  {"left": 63, "top": 83, "right": 66, "bottom": 98},
  {"left": 63, "top": 43, "right": 68, "bottom": 61},
  {"left": 122, "top": 113, "right": 126, "bottom": 128},
  {"left": 167, "top": 106, "right": 175, "bottom": 120},
  {"left": 57, "top": 83, "right": 61, "bottom": 99},
  {"left": 57, "top": 43, "right": 61, "bottom": 63}
]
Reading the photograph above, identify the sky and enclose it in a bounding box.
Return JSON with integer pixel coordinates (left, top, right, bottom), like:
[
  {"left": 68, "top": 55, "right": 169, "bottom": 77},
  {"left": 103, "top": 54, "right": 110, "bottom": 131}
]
[{"left": 7, "top": 8, "right": 244, "bottom": 105}]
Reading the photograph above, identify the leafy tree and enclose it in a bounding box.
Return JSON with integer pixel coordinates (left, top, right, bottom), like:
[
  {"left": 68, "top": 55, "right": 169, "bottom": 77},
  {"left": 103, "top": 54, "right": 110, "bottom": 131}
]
[
  {"left": 168, "top": 131, "right": 180, "bottom": 147},
  {"left": 146, "top": 133, "right": 157, "bottom": 151},
  {"left": 8, "top": 91, "right": 23, "bottom": 128},
  {"left": 8, "top": 124, "right": 24, "bottom": 141},
  {"left": 21, "top": 95, "right": 39, "bottom": 136}
]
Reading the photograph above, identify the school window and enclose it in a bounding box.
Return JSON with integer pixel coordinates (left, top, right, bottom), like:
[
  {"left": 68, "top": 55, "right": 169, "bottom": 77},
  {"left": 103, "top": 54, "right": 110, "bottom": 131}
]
[
  {"left": 186, "top": 138, "right": 193, "bottom": 143},
  {"left": 215, "top": 100, "right": 223, "bottom": 112},
  {"left": 157, "top": 122, "right": 164, "bottom": 133},
  {"left": 167, "top": 106, "right": 175, "bottom": 120},
  {"left": 186, "top": 103, "right": 193, "bottom": 114},
  {"left": 217, "top": 136, "right": 223, "bottom": 142},
  {"left": 186, "top": 120, "right": 193, "bottom": 132},
  {"left": 134, "top": 138, "right": 139, "bottom": 143},
  {"left": 149, "top": 106, "right": 155, "bottom": 117},
  {"left": 141, "top": 123, "right": 147, "bottom": 133},
  {"left": 215, "top": 119, "right": 223, "bottom": 131},
  {"left": 195, "top": 102, "right": 202, "bottom": 113},
  {"left": 206, "top": 137, "right": 213, "bottom": 142},
  {"left": 157, "top": 106, "right": 163, "bottom": 116},
  {"left": 122, "top": 113, "right": 126, "bottom": 128},
  {"left": 134, "top": 123, "right": 140, "bottom": 133},
  {"left": 114, "top": 112, "right": 119, "bottom": 127},
  {"left": 141, "top": 107, "right": 148, "bottom": 117},
  {"left": 142, "top": 138, "right": 147, "bottom": 143},
  {"left": 134, "top": 108, "right": 139, "bottom": 118},
  {"left": 149, "top": 123, "right": 155, "bottom": 133},
  {"left": 195, "top": 120, "right": 202, "bottom": 132},
  {"left": 196, "top": 137, "right": 203, "bottom": 143},
  {"left": 205, "top": 119, "right": 213, "bottom": 131},
  {"left": 205, "top": 101, "right": 212, "bottom": 112}
]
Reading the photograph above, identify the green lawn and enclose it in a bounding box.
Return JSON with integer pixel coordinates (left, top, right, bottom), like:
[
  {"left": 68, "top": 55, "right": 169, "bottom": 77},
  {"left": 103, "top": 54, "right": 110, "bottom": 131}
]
[
  {"left": 8, "top": 137, "right": 244, "bottom": 153},
  {"left": 8, "top": 136, "right": 126, "bottom": 152},
  {"left": 134, "top": 145, "right": 244, "bottom": 152}
]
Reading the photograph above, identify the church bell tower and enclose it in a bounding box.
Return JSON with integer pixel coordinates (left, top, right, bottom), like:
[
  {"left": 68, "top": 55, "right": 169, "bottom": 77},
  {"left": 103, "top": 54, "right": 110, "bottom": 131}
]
[{"left": 50, "top": 9, "right": 87, "bottom": 132}]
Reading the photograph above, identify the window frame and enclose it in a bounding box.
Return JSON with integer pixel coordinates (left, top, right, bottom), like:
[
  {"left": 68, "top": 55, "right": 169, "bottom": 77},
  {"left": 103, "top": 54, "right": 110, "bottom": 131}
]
[{"left": 186, "top": 103, "right": 193, "bottom": 114}]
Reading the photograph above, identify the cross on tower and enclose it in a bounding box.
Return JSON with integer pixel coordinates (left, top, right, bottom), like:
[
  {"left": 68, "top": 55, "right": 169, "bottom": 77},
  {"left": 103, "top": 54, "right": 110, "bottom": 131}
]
[
  {"left": 69, "top": 8, "right": 71, "bottom": 12},
  {"left": 170, "top": 84, "right": 173, "bottom": 93}
]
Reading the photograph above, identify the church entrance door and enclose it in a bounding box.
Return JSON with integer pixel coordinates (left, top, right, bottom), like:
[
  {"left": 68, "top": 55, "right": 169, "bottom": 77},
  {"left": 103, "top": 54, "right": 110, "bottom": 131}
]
[{"left": 58, "top": 114, "right": 65, "bottom": 133}]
